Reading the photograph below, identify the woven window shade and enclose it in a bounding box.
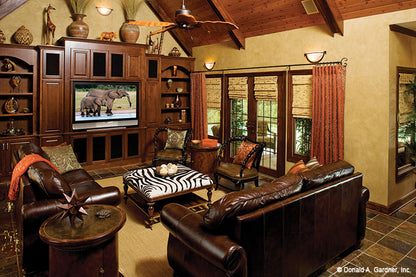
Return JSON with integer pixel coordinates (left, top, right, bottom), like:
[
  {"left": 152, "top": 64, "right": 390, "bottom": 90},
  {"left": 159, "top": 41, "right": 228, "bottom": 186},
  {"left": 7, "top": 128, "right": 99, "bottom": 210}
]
[
  {"left": 254, "top": 76, "right": 278, "bottom": 101},
  {"left": 399, "top": 73, "right": 416, "bottom": 125},
  {"left": 228, "top": 77, "right": 248, "bottom": 99},
  {"left": 206, "top": 77, "right": 222, "bottom": 110},
  {"left": 292, "top": 75, "right": 312, "bottom": 119}
]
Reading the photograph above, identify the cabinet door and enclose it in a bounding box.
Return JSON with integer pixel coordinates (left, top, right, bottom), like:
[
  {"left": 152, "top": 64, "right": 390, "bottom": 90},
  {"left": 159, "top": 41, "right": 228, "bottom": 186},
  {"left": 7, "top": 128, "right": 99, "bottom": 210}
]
[
  {"left": 70, "top": 48, "right": 90, "bottom": 79},
  {"left": 40, "top": 80, "right": 64, "bottom": 134},
  {"left": 144, "top": 81, "right": 161, "bottom": 125},
  {"left": 1, "top": 138, "right": 34, "bottom": 177}
]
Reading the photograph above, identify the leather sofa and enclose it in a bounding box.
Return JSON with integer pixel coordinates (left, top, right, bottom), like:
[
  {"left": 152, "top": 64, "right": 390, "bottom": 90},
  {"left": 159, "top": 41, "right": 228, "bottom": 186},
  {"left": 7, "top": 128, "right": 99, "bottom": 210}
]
[
  {"left": 12, "top": 142, "right": 121, "bottom": 274},
  {"left": 161, "top": 160, "right": 369, "bottom": 277}
]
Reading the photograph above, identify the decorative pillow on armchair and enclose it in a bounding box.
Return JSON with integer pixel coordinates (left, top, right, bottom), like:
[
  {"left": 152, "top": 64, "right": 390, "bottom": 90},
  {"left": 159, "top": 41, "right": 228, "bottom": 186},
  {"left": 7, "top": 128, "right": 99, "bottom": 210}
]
[
  {"left": 164, "top": 129, "right": 188, "bottom": 150},
  {"left": 232, "top": 140, "right": 258, "bottom": 169},
  {"left": 43, "top": 144, "right": 82, "bottom": 174}
]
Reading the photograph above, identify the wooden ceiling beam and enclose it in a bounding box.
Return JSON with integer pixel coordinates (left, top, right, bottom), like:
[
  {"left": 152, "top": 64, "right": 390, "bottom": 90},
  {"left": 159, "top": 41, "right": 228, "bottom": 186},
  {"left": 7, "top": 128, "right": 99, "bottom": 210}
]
[
  {"left": 145, "top": 0, "right": 193, "bottom": 56},
  {"left": 0, "top": 0, "right": 29, "bottom": 20},
  {"left": 313, "top": 0, "right": 343, "bottom": 36},
  {"left": 390, "top": 24, "right": 416, "bottom": 38},
  {"left": 205, "top": 0, "right": 245, "bottom": 49}
]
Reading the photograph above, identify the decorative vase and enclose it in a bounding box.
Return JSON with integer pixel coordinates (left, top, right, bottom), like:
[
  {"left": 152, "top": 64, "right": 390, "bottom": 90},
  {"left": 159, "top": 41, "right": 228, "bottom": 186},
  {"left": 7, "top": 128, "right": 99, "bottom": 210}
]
[
  {"left": 13, "top": 26, "right": 33, "bottom": 45},
  {"left": 68, "top": 14, "right": 89, "bottom": 38},
  {"left": 173, "top": 95, "right": 182, "bottom": 107},
  {"left": 120, "top": 20, "right": 140, "bottom": 43}
]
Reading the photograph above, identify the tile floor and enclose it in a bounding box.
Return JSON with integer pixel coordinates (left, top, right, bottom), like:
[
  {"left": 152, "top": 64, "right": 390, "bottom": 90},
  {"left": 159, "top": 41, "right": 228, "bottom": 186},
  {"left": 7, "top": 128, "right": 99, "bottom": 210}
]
[{"left": 1, "top": 164, "right": 416, "bottom": 277}]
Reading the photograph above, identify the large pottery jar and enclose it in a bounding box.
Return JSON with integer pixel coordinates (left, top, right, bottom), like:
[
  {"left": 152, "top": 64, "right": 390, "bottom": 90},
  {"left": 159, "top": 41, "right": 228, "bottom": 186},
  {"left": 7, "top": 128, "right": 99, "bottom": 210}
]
[
  {"left": 68, "top": 14, "right": 89, "bottom": 38},
  {"left": 120, "top": 20, "right": 140, "bottom": 43}
]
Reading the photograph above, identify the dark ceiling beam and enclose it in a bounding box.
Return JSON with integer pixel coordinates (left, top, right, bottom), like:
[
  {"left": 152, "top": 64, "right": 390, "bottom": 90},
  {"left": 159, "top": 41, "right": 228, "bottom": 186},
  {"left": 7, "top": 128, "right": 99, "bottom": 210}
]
[
  {"left": 0, "top": 0, "right": 29, "bottom": 20},
  {"left": 313, "top": 0, "right": 343, "bottom": 36},
  {"left": 145, "top": 0, "right": 193, "bottom": 56},
  {"left": 390, "top": 24, "right": 416, "bottom": 38},
  {"left": 205, "top": 0, "right": 245, "bottom": 49}
]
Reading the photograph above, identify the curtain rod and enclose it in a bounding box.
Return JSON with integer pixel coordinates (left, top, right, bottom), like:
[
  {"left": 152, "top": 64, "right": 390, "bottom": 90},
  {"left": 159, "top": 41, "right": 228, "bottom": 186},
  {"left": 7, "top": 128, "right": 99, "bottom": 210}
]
[{"left": 195, "top": 57, "right": 348, "bottom": 73}]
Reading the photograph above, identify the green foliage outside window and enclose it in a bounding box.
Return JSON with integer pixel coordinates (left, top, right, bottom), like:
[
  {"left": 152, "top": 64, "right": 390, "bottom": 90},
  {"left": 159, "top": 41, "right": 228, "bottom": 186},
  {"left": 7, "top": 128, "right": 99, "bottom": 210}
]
[
  {"left": 231, "top": 99, "right": 247, "bottom": 137},
  {"left": 295, "top": 118, "right": 312, "bottom": 156}
]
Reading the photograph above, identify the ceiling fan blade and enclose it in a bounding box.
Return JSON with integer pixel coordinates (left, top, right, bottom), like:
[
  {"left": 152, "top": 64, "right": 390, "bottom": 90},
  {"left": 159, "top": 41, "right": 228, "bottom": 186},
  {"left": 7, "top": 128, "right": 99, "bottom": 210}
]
[
  {"left": 129, "top": 21, "right": 175, "bottom": 27},
  {"left": 176, "top": 13, "right": 198, "bottom": 26},
  {"left": 149, "top": 25, "right": 179, "bottom": 36},
  {"left": 197, "top": 21, "right": 239, "bottom": 32}
]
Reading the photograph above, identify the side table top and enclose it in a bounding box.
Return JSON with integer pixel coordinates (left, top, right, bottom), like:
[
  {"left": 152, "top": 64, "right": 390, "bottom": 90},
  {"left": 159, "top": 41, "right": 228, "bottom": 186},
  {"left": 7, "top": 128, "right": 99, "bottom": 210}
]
[{"left": 39, "top": 204, "right": 126, "bottom": 250}]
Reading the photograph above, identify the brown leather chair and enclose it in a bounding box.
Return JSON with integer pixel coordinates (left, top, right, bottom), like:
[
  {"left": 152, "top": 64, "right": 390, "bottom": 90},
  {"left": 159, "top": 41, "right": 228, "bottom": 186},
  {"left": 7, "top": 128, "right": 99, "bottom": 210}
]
[
  {"left": 152, "top": 127, "right": 193, "bottom": 166},
  {"left": 214, "top": 136, "right": 265, "bottom": 190}
]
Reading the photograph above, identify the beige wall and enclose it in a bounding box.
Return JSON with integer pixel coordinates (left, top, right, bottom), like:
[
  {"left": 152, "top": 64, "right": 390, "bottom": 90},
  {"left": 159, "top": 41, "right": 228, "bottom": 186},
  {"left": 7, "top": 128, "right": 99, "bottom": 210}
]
[
  {"left": 0, "top": 0, "right": 186, "bottom": 56},
  {"left": 193, "top": 9, "right": 416, "bottom": 207}
]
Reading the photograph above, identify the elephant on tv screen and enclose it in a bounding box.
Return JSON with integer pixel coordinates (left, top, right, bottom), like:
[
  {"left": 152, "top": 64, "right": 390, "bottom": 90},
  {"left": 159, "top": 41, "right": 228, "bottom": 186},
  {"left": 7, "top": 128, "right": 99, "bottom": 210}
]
[{"left": 86, "top": 89, "right": 131, "bottom": 115}]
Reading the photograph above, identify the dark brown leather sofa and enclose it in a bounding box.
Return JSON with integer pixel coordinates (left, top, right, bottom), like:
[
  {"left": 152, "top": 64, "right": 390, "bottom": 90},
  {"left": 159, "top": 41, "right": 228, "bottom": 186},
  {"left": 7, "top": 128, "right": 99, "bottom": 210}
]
[
  {"left": 12, "top": 143, "right": 121, "bottom": 274},
  {"left": 161, "top": 160, "right": 369, "bottom": 277}
]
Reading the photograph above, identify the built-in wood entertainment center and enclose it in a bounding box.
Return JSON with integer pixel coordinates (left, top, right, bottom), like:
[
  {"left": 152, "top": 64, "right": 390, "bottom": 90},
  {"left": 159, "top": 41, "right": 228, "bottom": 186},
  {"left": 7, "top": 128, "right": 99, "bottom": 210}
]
[{"left": 0, "top": 38, "right": 194, "bottom": 180}]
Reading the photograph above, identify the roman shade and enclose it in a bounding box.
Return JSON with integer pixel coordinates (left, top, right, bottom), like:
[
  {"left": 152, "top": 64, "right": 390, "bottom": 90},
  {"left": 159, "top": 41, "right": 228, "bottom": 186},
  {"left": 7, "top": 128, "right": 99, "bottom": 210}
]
[
  {"left": 254, "top": 76, "right": 278, "bottom": 101},
  {"left": 228, "top": 77, "right": 248, "bottom": 99},
  {"left": 292, "top": 74, "right": 312, "bottom": 119},
  {"left": 206, "top": 77, "right": 222, "bottom": 110},
  {"left": 398, "top": 73, "right": 415, "bottom": 125}
]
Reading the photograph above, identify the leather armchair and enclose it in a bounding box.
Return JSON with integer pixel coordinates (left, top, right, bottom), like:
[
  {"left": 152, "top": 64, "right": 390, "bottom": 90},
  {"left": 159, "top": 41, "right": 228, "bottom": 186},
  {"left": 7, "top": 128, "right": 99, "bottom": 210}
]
[{"left": 153, "top": 127, "right": 193, "bottom": 166}]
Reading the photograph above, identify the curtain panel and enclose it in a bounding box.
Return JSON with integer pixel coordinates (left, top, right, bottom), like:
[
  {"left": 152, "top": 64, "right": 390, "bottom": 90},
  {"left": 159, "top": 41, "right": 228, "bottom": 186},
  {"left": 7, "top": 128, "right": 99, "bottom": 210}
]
[
  {"left": 191, "top": 73, "right": 208, "bottom": 140},
  {"left": 311, "top": 65, "right": 346, "bottom": 165}
]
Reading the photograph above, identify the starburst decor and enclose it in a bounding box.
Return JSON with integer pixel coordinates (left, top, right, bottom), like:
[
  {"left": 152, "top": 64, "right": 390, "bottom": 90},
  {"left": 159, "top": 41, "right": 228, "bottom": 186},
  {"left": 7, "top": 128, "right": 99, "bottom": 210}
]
[{"left": 57, "top": 189, "right": 89, "bottom": 224}]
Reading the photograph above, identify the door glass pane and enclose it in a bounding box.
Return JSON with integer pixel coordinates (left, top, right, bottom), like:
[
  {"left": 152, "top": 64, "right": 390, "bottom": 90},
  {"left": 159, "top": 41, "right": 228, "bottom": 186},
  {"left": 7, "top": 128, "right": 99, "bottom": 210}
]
[
  {"left": 231, "top": 98, "right": 247, "bottom": 156},
  {"left": 294, "top": 118, "right": 312, "bottom": 156},
  {"left": 206, "top": 77, "right": 222, "bottom": 137},
  {"left": 257, "top": 100, "right": 278, "bottom": 169}
]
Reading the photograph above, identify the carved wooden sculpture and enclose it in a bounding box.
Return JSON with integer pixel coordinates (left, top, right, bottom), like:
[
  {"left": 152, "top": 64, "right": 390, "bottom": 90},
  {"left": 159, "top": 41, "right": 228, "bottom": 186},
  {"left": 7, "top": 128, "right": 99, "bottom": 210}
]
[{"left": 45, "top": 4, "right": 56, "bottom": 45}]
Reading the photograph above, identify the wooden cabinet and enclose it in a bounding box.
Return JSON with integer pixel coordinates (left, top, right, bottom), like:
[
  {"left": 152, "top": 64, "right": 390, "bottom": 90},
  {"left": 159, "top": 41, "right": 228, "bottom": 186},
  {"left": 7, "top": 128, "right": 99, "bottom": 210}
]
[
  {"left": 0, "top": 44, "right": 37, "bottom": 137},
  {"left": 0, "top": 136, "right": 36, "bottom": 179}
]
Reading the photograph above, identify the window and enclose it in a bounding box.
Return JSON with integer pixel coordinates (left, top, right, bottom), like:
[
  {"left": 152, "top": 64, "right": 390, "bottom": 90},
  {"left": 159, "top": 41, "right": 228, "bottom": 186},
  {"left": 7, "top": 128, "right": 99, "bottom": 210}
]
[
  {"left": 288, "top": 70, "right": 313, "bottom": 162},
  {"left": 206, "top": 76, "right": 222, "bottom": 138},
  {"left": 228, "top": 76, "right": 248, "bottom": 155}
]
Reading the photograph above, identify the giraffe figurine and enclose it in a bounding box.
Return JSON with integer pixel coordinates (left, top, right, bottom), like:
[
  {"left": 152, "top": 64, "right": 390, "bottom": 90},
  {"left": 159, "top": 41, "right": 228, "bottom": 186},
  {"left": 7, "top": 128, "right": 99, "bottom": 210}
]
[{"left": 45, "top": 4, "right": 56, "bottom": 45}]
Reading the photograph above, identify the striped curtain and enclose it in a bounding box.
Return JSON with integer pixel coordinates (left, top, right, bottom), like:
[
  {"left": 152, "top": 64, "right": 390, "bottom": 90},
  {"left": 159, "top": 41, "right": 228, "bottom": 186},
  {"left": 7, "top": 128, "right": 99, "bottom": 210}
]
[
  {"left": 311, "top": 65, "right": 346, "bottom": 165},
  {"left": 191, "top": 73, "right": 208, "bottom": 140}
]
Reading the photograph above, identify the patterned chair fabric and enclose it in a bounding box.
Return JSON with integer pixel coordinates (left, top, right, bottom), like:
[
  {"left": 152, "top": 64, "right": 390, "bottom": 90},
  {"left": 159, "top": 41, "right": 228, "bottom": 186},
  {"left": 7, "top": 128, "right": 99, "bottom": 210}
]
[
  {"left": 214, "top": 136, "right": 265, "bottom": 190},
  {"left": 153, "top": 127, "right": 193, "bottom": 165}
]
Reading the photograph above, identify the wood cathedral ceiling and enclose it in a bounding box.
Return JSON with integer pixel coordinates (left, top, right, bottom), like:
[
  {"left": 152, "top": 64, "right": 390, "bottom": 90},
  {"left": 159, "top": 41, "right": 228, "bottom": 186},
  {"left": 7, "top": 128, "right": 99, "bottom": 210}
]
[{"left": 146, "top": 0, "right": 416, "bottom": 55}]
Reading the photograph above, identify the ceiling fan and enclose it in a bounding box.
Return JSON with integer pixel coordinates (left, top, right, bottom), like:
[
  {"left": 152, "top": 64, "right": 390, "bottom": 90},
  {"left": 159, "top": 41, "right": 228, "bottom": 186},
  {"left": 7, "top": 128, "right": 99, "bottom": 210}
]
[{"left": 129, "top": 0, "right": 238, "bottom": 37}]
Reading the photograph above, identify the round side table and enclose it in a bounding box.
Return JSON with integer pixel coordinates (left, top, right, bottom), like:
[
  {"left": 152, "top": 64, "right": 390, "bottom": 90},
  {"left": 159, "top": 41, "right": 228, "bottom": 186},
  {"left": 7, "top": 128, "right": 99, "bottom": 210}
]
[
  {"left": 39, "top": 204, "right": 126, "bottom": 277},
  {"left": 190, "top": 143, "right": 220, "bottom": 178}
]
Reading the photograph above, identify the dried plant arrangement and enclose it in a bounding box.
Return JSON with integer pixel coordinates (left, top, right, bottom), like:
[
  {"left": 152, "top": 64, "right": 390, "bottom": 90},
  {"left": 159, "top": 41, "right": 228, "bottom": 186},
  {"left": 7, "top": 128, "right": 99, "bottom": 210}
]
[
  {"left": 121, "top": 0, "right": 141, "bottom": 20},
  {"left": 68, "top": 0, "right": 92, "bottom": 14}
]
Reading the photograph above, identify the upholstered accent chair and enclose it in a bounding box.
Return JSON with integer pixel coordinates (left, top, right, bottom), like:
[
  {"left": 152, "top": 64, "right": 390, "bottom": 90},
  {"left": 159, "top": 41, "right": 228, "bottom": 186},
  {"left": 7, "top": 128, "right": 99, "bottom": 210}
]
[
  {"left": 153, "top": 127, "right": 193, "bottom": 166},
  {"left": 257, "top": 120, "right": 277, "bottom": 153},
  {"left": 214, "top": 136, "right": 265, "bottom": 190}
]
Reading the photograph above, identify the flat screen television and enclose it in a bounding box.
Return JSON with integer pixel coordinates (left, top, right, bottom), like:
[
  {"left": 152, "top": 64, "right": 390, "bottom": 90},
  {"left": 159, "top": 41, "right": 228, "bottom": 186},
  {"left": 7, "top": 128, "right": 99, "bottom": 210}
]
[{"left": 72, "top": 81, "right": 139, "bottom": 130}]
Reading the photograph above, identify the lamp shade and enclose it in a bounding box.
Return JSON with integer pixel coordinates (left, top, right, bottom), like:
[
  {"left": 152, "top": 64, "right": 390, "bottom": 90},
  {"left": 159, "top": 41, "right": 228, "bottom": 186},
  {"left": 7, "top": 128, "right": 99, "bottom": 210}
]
[
  {"left": 304, "top": 51, "right": 326, "bottom": 63},
  {"left": 204, "top": 61, "right": 216, "bottom": 71},
  {"left": 96, "top": 6, "right": 113, "bottom": 16}
]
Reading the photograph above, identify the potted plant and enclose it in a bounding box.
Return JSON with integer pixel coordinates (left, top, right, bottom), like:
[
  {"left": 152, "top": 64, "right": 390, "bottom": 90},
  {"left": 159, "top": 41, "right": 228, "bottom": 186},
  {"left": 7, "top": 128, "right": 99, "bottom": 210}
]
[
  {"left": 120, "top": 0, "right": 141, "bottom": 43},
  {"left": 67, "top": 0, "right": 92, "bottom": 38}
]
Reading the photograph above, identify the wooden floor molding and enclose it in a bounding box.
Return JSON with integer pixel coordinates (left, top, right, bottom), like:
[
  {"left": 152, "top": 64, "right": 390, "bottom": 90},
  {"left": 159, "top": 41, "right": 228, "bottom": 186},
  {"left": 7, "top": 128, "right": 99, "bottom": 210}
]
[{"left": 367, "top": 189, "right": 416, "bottom": 215}]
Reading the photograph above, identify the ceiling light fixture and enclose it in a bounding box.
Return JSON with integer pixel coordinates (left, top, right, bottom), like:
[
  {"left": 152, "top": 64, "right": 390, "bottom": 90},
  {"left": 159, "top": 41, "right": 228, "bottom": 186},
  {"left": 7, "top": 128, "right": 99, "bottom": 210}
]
[
  {"left": 96, "top": 6, "right": 113, "bottom": 16},
  {"left": 204, "top": 61, "right": 216, "bottom": 71},
  {"left": 304, "top": 51, "right": 326, "bottom": 63}
]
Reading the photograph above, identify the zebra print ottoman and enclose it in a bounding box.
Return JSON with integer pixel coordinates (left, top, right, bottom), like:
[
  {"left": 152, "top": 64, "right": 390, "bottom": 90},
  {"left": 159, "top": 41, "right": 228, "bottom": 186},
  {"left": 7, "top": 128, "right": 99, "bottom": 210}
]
[{"left": 123, "top": 165, "right": 213, "bottom": 228}]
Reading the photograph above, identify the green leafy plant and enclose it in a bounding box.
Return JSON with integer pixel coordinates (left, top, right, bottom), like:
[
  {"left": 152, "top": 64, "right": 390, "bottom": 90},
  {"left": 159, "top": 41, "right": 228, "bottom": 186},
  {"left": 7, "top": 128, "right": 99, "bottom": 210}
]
[
  {"left": 295, "top": 118, "right": 312, "bottom": 156},
  {"left": 68, "top": 0, "right": 92, "bottom": 14},
  {"left": 121, "top": 0, "right": 142, "bottom": 20}
]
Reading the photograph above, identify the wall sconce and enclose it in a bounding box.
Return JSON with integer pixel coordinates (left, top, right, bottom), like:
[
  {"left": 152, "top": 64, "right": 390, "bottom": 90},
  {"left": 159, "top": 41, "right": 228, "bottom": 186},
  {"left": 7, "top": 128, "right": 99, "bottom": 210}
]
[
  {"left": 304, "top": 51, "right": 326, "bottom": 63},
  {"left": 96, "top": 6, "right": 113, "bottom": 16},
  {"left": 204, "top": 61, "right": 216, "bottom": 71}
]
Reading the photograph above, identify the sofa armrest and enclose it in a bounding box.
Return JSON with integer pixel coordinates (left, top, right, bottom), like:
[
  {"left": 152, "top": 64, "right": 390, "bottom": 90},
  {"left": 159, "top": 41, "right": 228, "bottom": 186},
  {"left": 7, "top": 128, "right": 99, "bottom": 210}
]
[
  {"left": 22, "top": 199, "right": 63, "bottom": 224},
  {"left": 358, "top": 186, "right": 370, "bottom": 241},
  {"left": 161, "top": 203, "right": 247, "bottom": 275}
]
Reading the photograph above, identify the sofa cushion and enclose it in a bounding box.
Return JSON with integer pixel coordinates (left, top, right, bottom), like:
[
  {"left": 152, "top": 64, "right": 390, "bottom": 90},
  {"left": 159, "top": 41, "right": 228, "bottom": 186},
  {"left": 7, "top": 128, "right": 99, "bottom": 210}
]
[
  {"left": 61, "top": 169, "right": 95, "bottom": 187},
  {"left": 305, "top": 157, "right": 322, "bottom": 170},
  {"left": 42, "top": 144, "right": 82, "bottom": 174},
  {"left": 232, "top": 140, "right": 257, "bottom": 169},
  {"left": 287, "top": 160, "right": 309, "bottom": 174},
  {"left": 27, "top": 162, "right": 71, "bottom": 198},
  {"left": 299, "top": 160, "right": 354, "bottom": 191},
  {"left": 165, "top": 129, "right": 187, "bottom": 150},
  {"left": 202, "top": 173, "right": 303, "bottom": 231}
]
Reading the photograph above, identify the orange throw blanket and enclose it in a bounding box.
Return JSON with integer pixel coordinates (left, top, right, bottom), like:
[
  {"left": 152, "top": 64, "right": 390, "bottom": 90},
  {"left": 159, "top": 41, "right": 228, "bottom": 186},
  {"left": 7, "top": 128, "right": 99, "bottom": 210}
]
[{"left": 9, "top": 154, "right": 60, "bottom": 201}]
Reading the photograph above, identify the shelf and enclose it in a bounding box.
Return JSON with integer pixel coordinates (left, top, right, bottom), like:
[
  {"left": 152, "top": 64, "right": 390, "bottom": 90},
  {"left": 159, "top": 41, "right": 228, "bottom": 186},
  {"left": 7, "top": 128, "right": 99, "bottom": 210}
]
[
  {"left": 0, "top": 113, "right": 33, "bottom": 117},
  {"left": 161, "top": 92, "right": 190, "bottom": 95},
  {"left": 0, "top": 72, "right": 33, "bottom": 76},
  {"left": 161, "top": 76, "right": 190, "bottom": 80},
  {"left": 0, "top": 92, "right": 33, "bottom": 96},
  {"left": 162, "top": 107, "right": 190, "bottom": 112}
]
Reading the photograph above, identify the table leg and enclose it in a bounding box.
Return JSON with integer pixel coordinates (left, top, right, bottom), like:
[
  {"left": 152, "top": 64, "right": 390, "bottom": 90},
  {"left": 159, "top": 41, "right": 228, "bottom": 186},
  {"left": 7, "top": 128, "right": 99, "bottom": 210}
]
[
  {"left": 123, "top": 182, "right": 128, "bottom": 203},
  {"left": 206, "top": 187, "right": 212, "bottom": 207},
  {"left": 147, "top": 202, "right": 155, "bottom": 228}
]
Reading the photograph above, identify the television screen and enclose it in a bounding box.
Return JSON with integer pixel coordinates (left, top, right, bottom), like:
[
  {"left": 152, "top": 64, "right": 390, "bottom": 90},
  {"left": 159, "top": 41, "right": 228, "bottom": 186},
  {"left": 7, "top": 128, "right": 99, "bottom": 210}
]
[{"left": 72, "top": 81, "right": 138, "bottom": 130}]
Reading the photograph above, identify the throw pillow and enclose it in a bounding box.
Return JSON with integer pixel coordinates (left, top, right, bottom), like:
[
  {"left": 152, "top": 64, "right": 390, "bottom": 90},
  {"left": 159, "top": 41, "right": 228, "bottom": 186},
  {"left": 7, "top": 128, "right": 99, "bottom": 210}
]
[
  {"left": 232, "top": 140, "right": 258, "bottom": 169},
  {"left": 287, "top": 160, "right": 309, "bottom": 174},
  {"left": 164, "top": 129, "right": 188, "bottom": 150},
  {"left": 43, "top": 144, "right": 82, "bottom": 174},
  {"left": 305, "top": 157, "right": 322, "bottom": 170}
]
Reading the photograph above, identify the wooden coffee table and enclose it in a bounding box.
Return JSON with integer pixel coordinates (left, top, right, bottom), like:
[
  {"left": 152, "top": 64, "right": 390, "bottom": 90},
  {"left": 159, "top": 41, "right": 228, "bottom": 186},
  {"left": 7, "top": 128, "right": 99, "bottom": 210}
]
[
  {"left": 39, "top": 204, "right": 126, "bottom": 277},
  {"left": 123, "top": 165, "right": 213, "bottom": 228}
]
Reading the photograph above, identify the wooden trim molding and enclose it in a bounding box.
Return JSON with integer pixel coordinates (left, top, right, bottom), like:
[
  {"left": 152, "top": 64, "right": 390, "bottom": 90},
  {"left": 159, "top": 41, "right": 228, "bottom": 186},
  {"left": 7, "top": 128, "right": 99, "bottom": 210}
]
[
  {"left": 0, "top": 0, "right": 29, "bottom": 20},
  {"left": 390, "top": 24, "right": 416, "bottom": 38},
  {"left": 367, "top": 189, "right": 416, "bottom": 215}
]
